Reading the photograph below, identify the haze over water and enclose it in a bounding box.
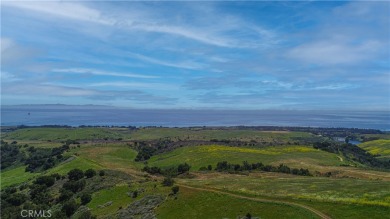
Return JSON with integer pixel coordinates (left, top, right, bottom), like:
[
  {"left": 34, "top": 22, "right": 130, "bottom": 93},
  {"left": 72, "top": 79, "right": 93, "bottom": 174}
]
[{"left": 1, "top": 106, "right": 389, "bottom": 131}]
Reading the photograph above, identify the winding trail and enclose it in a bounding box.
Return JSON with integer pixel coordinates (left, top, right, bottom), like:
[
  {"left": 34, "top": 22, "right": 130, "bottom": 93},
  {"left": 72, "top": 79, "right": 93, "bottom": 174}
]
[
  {"left": 178, "top": 184, "right": 332, "bottom": 219},
  {"left": 337, "top": 156, "right": 344, "bottom": 162}
]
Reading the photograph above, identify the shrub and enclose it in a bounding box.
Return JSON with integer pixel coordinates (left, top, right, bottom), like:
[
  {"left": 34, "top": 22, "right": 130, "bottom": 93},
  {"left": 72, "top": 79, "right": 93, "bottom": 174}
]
[
  {"left": 59, "top": 189, "right": 73, "bottom": 202},
  {"left": 62, "top": 199, "right": 78, "bottom": 217},
  {"left": 171, "top": 186, "right": 179, "bottom": 194},
  {"left": 162, "top": 177, "right": 174, "bottom": 187},
  {"left": 84, "top": 169, "right": 96, "bottom": 178},
  {"left": 99, "top": 170, "right": 105, "bottom": 176},
  {"left": 7, "top": 193, "right": 27, "bottom": 206},
  {"left": 80, "top": 193, "right": 92, "bottom": 205},
  {"left": 63, "top": 180, "right": 86, "bottom": 193},
  {"left": 177, "top": 163, "right": 191, "bottom": 174},
  {"left": 68, "top": 169, "right": 84, "bottom": 181},
  {"left": 34, "top": 175, "right": 55, "bottom": 187}
]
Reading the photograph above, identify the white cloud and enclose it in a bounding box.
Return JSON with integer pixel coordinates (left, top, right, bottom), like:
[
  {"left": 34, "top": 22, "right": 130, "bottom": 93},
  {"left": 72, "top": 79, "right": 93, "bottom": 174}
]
[
  {"left": 88, "top": 82, "right": 179, "bottom": 90},
  {"left": 52, "top": 68, "right": 158, "bottom": 79},
  {"left": 2, "top": 1, "right": 113, "bottom": 25},
  {"left": 1, "top": 71, "right": 21, "bottom": 83},
  {"left": 0, "top": 38, "right": 38, "bottom": 66},
  {"left": 2, "top": 1, "right": 275, "bottom": 48},
  {"left": 287, "top": 40, "right": 382, "bottom": 65},
  {"left": 3, "top": 83, "right": 97, "bottom": 96},
  {"left": 127, "top": 52, "right": 204, "bottom": 70}
]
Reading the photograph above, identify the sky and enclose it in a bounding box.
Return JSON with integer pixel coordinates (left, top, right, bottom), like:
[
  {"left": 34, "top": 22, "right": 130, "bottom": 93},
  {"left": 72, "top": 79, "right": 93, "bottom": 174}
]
[{"left": 1, "top": 1, "right": 389, "bottom": 110}]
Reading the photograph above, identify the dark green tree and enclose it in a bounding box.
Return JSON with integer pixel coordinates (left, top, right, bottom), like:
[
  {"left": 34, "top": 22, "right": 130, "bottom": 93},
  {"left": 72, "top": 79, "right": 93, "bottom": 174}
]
[
  {"left": 68, "top": 169, "right": 84, "bottom": 181},
  {"left": 80, "top": 193, "right": 92, "bottom": 205},
  {"left": 162, "top": 177, "right": 174, "bottom": 186},
  {"left": 62, "top": 199, "right": 78, "bottom": 217},
  {"left": 84, "top": 169, "right": 96, "bottom": 178},
  {"left": 171, "top": 186, "right": 179, "bottom": 194}
]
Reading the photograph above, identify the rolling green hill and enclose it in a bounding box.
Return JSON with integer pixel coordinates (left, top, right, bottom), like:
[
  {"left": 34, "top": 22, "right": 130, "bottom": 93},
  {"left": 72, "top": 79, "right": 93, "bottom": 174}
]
[
  {"left": 147, "top": 144, "right": 345, "bottom": 171},
  {"left": 358, "top": 139, "right": 390, "bottom": 160}
]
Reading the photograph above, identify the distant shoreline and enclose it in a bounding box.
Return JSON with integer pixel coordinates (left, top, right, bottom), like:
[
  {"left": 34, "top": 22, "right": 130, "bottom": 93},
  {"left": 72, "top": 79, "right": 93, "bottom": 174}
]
[{"left": 2, "top": 106, "right": 389, "bottom": 131}]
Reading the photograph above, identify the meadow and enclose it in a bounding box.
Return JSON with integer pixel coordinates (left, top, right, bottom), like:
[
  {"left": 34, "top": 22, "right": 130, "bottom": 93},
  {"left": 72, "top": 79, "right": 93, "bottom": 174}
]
[
  {"left": 358, "top": 139, "right": 390, "bottom": 161},
  {"left": 147, "top": 144, "right": 346, "bottom": 171}
]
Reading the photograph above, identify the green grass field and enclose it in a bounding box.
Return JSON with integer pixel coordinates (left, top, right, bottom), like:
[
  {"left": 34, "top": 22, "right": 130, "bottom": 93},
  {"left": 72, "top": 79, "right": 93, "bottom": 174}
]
[
  {"left": 358, "top": 139, "right": 390, "bottom": 160},
  {"left": 0, "top": 166, "right": 39, "bottom": 188},
  {"left": 75, "top": 144, "right": 143, "bottom": 171},
  {"left": 88, "top": 184, "right": 133, "bottom": 216},
  {"left": 178, "top": 172, "right": 390, "bottom": 207},
  {"left": 2, "top": 127, "right": 130, "bottom": 141},
  {"left": 157, "top": 186, "right": 320, "bottom": 219},
  {"left": 131, "top": 128, "right": 317, "bottom": 142},
  {"left": 46, "top": 156, "right": 103, "bottom": 175},
  {"left": 148, "top": 144, "right": 345, "bottom": 171}
]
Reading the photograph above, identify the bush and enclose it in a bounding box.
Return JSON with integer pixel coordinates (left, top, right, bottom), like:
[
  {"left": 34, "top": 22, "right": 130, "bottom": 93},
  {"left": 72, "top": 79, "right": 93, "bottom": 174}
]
[
  {"left": 171, "top": 186, "right": 179, "bottom": 194},
  {"left": 84, "top": 169, "right": 96, "bottom": 178},
  {"left": 162, "top": 177, "right": 174, "bottom": 186},
  {"left": 177, "top": 163, "right": 191, "bottom": 174},
  {"left": 80, "top": 193, "right": 92, "bottom": 205},
  {"left": 59, "top": 189, "right": 73, "bottom": 202},
  {"left": 7, "top": 193, "right": 27, "bottom": 206},
  {"left": 77, "top": 210, "right": 97, "bottom": 219},
  {"left": 63, "top": 180, "right": 86, "bottom": 193},
  {"left": 34, "top": 175, "right": 55, "bottom": 187},
  {"left": 51, "top": 173, "right": 62, "bottom": 180},
  {"left": 99, "top": 170, "right": 105, "bottom": 176},
  {"left": 68, "top": 169, "right": 84, "bottom": 181},
  {"left": 207, "top": 165, "right": 212, "bottom": 171},
  {"left": 62, "top": 199, "right": 78, "bottom": 217}
]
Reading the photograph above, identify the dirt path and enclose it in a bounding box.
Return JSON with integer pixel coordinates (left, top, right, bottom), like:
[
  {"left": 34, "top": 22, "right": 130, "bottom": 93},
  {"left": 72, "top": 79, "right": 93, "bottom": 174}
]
[{"left": 178, "top": 184, "right": 332, "bottom": 219}]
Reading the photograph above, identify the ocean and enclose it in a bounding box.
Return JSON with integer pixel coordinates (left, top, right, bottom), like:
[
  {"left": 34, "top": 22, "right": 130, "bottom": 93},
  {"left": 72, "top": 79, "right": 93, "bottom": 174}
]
[{"left": 1, "top": 106, "right": 389, "bottom": 130}]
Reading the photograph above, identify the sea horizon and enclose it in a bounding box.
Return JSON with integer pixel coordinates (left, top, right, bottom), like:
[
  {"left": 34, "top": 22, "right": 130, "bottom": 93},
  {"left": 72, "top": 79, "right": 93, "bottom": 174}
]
[{"left": 2, "top": 105, "right": 389, "bottom": 131}]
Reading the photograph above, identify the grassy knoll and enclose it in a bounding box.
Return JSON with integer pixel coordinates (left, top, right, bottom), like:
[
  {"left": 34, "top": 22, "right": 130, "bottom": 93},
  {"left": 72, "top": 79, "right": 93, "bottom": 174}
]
[
  {"left": 296, "top": 199, "right": 390, "bottom": 219},
  {"left": 46, "top": 156, "right": 103, "bottom": 175},
  {"left": 88, "top": 184, "right": 133, "bottom": 217},
  {"left": 2, "top": 127, "right": 130, "bottom": 141},
  {"left": 178, "top": 172, "right": 390, "bottom": 208},
  {"left": 88, "top": 181, "right": 171, "bottom": 217},
  {"left": 358, "top": 139, "right": 390, "bottom": 160},
  {"left": 131, "top": 128, "right": 316, "bottom": 142},
  {"left": 0, "top": 166, "right": 39, "bottom": 188},
  {"left": 75, "top": 144, "right": 143, "bottom": 171},
  {"left": 147, "top": 145, "right": 345, "bottom": 171},
  {"left": 156, "top": 186, "right": 320, "bottom": 219}
]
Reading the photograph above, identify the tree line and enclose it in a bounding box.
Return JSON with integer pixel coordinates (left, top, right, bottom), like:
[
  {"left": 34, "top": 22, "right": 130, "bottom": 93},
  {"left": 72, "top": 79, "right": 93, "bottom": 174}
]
[{"left": 214, "top": 161, "right": 311, "bottom": 176}]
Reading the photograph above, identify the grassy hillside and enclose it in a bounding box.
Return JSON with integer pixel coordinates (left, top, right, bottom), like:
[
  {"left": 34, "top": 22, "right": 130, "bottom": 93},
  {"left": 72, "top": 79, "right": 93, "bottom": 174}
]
[
  {"left": 358, "top": 139, "right": 390, "bottom": 160},
  {"left": 178, "top": 172, "right": 390, "bottom": 207},
  {"left": 157, "top": 186, "right": 320, "bottom": 219},
  {"left": 2, "top": 127, "right": 129, "bottom": 141},
  {"left": 148, "top": 144, "right": 345, "bottom": 171},
  {"left": 131, "top": 128, "right": 316, "bottom": 142},
  {"left": 0, "top": 166, "right": 39, "bottom": 188}
]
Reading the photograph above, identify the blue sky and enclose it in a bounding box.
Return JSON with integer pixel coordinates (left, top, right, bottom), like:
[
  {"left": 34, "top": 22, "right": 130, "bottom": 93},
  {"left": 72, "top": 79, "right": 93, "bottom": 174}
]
[{"left": 1, "top": 1, "right": 389, "bottom": 110}]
